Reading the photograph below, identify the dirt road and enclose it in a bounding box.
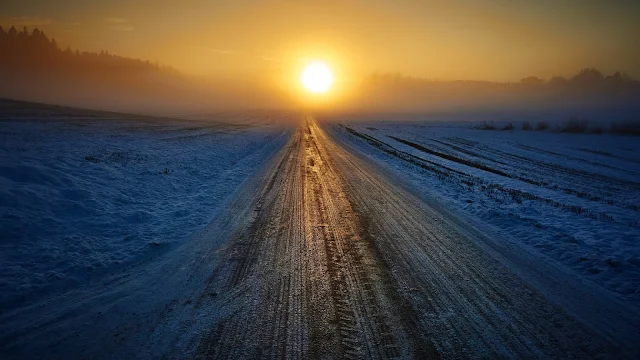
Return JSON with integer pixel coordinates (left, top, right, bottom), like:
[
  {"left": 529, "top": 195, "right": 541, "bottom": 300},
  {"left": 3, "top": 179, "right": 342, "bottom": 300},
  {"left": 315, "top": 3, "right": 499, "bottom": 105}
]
[{"left": 194, "top": 117, "right": 625, "bottom": 359}]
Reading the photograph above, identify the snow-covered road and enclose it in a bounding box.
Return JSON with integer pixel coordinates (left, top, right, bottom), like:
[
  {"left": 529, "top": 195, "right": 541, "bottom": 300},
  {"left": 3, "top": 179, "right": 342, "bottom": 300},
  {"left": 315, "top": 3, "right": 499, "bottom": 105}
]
[{"left": 1, "top": 107, "right": 638, "bottom": 359}]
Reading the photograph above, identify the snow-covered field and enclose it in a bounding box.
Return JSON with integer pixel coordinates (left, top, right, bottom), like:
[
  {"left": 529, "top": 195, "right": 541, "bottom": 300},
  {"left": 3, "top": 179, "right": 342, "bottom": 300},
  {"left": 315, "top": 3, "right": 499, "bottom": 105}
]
[
  {"left": 326, "top": 117, "right": 640, "bottom": 302},
  {"left": 0, "top": 100, "right": 289, "bottom": 311}
]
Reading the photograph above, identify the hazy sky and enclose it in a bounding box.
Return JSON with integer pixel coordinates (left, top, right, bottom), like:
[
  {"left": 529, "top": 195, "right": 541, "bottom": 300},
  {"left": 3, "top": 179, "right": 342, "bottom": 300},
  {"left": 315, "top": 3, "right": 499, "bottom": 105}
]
[{"left": 2, "top": 0, "right": 639, "bottom": 82}]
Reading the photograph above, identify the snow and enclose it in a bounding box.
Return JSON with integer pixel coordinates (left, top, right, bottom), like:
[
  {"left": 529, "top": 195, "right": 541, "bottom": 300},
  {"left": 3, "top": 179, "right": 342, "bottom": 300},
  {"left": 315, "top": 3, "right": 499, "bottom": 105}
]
[
  {"left": 0, "top": 101, "right": 289, "bottom": 312},
  {"left": 325, "top": 116, "right": 640, "bottom": 303},
  {"left": 1, "top": 100, "right": 638, "bottom": 356}
]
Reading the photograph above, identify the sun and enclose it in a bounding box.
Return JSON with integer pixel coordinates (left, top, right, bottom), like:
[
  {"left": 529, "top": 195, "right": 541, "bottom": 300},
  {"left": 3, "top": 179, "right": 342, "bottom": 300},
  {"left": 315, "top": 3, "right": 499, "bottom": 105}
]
[{"left": 300, "top": 61, "right": 334, "bottom": 94}]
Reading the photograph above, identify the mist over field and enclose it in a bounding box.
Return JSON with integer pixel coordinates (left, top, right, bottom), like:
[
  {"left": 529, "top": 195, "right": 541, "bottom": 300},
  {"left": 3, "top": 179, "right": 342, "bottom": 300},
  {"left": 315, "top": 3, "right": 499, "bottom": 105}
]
[
  {"left": 2, "top": 25, "right": 640, "bottom": 116},
  {"left": 0, "top": 26, "right": 286, "bottom": 113}
]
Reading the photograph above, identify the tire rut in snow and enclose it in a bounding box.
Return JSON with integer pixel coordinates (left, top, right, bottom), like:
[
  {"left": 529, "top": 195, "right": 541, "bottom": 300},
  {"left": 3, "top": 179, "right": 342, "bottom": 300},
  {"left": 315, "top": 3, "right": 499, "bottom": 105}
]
[
  {"left": 196, "top": 119, "right": 424, "bottom": 359},
  {"left": 304, "top": 123, "right": 409, "bottom": 359},
  {"left": 196, "top": 127, "right": 307, "bottom": 359}
]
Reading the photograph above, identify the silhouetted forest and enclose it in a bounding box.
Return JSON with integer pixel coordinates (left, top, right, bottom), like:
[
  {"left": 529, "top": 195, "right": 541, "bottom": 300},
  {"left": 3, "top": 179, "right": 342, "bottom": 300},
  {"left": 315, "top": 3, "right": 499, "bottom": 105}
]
[
  {"left": 0, "top": 25, "right": 178, "bottom": 78},
  {"left": 0, "top": 25, "right": 208, "bottom": 113}
]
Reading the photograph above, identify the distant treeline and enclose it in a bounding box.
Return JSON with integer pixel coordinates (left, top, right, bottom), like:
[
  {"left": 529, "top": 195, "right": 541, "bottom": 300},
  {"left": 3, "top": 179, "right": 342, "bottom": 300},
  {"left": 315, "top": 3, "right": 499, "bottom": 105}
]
[
  {"left": 476, "top": 116, "right": 640, "bottom": 136},
  {"left": 1, "top": 25, "right": 639, "bottom": 114},
  {"left": 360, "top": 70, "right": 640, "bottom": 112},
  {"left": 368, "top": 69, "right": 640, "bottom": 94},
  {"left": 0, "top": 25, "right": 179, "bottom": 80},
  {"left": 0, "top": 25, "right": 202, "bottom": 113}
]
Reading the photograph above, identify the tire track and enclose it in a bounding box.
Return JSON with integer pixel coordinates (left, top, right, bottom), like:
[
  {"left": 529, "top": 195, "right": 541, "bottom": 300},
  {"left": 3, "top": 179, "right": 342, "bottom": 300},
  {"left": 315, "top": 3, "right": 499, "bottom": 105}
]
[
  {"left": 304, "top": 122, "right": 410, "bottom": 359},
  {"left": 197, "top": 118, "right": 433, "bottom": 359},
  {"left": 196, "top": 127, "right": 308, "bottom": 359}
]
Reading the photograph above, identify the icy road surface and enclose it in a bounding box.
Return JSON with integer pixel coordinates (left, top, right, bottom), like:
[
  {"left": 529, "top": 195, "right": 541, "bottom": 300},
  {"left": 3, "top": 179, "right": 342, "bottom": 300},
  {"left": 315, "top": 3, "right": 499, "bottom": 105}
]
[{"left": 1, "top": 112, "right": 639, "bottom": 359}]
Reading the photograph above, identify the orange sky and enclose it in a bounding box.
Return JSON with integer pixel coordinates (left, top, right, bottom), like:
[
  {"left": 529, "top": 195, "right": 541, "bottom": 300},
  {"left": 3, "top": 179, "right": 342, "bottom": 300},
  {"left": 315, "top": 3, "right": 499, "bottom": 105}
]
[{"left": 3, "top": 0, "right": 639, "bottom": 84}]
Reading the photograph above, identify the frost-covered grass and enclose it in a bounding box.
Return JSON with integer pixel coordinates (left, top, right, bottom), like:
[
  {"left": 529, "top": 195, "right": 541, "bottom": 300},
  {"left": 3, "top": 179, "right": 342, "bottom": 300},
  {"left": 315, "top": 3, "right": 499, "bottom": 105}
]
[
  {"left": 0, "top": 100, "right": 288, "bottom": 310},
  {"left": 328, "top": 117, "right": 640, "bottom": 302}
]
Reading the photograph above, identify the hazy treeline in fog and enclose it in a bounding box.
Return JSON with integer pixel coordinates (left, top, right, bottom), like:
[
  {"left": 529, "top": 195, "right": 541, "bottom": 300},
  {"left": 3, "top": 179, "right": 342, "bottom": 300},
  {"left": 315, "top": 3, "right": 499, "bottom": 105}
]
[
  {"left": 0, "top": 25, "right": 269, "bottom": 114},
  {"left": 356, "top": 70, "right": 640, "bottom": 113},
  {"left": 0, "top": 26, "right": 179, "bottom": 78},
  {"left": 1, "top": 25, "right": 639, "bottom": 116}
]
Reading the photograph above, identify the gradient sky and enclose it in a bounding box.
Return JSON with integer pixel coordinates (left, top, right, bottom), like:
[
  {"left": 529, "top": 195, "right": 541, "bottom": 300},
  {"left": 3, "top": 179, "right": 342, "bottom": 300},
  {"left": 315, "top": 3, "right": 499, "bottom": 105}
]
[{"left": 2, "top": 0, "right": 639, "bottom": 82}]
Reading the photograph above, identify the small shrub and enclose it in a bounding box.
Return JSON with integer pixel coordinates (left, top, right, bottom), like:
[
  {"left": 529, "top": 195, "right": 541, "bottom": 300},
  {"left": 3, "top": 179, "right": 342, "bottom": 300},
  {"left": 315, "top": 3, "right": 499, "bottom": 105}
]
[
  {"left": 481, "top": 121, "right": 496, "bottom": 130},
  {"left": 84, "top": 155, "right": 99, "bottom": 162},
  {"left": 561, "top": 116, "right": 588, "bottom": 133},
  {"left": 535, "top": 121, "right": 549, "bottom": 131},
  {"left": 501, "top": 122, "right": 514, "bottom": 131},
  {"left": 589, "top": 126, "right": 604, "bottom": 134},
  {"left": 522, "top": 121, "right": 531, "bottom": 130},
  {"left": 610, "top": 122, "right": 640, "bottom": 136}
]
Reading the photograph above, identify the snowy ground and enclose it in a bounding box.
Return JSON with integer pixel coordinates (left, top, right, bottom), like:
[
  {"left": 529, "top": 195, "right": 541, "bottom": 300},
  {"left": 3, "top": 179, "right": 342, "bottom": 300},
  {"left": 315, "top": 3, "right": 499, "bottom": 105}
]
[
  {"left": 1, "top": 107, "right": 638, "bottom": 358},
  {"left": 0, "top": 100, "right": 290, "bottom": 312},
  {"left": 325, "top": 116, "right": 640, "bottom": 303}
]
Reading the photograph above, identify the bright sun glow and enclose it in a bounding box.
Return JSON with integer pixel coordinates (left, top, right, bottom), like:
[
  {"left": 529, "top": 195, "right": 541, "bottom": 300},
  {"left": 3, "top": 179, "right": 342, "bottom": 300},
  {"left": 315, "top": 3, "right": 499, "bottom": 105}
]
[{"left": 300, "top": 61, "right": 334, "bottom": 94}]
